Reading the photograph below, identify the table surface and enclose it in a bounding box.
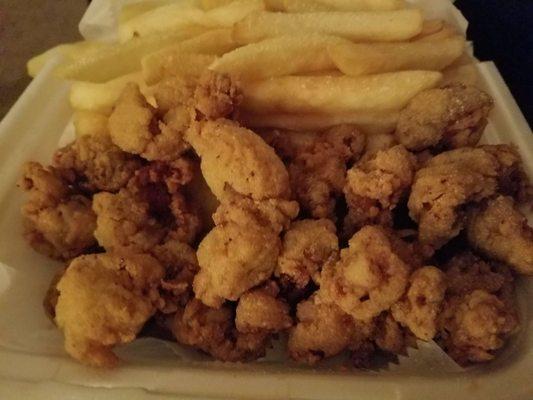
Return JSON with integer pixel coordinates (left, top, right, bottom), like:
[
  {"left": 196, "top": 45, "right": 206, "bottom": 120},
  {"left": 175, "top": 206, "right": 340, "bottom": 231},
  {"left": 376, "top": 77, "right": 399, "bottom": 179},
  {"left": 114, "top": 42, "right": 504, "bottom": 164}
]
[{"left": 0, "top": 0, "right": 531, "bottom": 127}]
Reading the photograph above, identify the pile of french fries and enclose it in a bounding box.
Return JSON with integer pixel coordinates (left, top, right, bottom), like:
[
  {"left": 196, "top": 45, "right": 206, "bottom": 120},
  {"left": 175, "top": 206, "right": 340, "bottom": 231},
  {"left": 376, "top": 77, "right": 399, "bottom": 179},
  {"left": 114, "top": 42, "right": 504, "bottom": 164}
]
[{"left": 28, "top": 0, "right": 478, "bottom": 135}]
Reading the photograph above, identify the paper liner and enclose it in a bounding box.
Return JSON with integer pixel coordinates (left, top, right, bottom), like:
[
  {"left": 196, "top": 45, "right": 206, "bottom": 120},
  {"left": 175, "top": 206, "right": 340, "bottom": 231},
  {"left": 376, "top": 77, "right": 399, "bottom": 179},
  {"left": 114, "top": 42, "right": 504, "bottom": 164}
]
[
  {"left": 385, "top": 340, "right": 463, "bottom": 374},
  {"left": 1, "top": 0, "right": 532, "bottom": 397}
]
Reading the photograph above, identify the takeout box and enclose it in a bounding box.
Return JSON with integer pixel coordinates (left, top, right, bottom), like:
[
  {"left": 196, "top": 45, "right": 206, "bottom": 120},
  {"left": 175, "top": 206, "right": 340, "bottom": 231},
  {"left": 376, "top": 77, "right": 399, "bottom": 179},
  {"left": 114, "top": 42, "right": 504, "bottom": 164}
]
[{"left": 0, "top": 0, "right": 532, "bottom": 398}]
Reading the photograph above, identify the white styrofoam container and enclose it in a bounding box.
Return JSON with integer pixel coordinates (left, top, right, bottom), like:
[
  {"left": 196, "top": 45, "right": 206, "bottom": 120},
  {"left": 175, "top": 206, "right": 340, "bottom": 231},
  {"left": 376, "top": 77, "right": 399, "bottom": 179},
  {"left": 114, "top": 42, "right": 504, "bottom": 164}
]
[{"left": 0, "top": 1, "right": 532, "bottom": 398}]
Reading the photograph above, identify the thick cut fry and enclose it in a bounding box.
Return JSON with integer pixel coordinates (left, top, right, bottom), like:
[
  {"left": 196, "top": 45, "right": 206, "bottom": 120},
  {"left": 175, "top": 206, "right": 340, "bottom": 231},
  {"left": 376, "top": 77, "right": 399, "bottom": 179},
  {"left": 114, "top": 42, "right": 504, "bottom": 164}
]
[
  {"left": 119, "top": 5, "right": 207, "bottom": 42},
  {"left": 240, "top": 71, "right": 442, "bottom": 114},
  {"left": 143, "top": 53, "right": 216, "bottom": 85},
  {"left": 69, "top": 73, "right": 144, "bottom": 115},
  {"left": 410, "top": 19, "right": 444, "bottom": 41},
  {"left": 210, "top": 34, "right": 343, "bottom": 81},
  {"left": 55, "top": 27, "right": 205, "bottom": 82},
  {"left": 119, "top": 0, "right": 192, "bottom": 24},
  {"left": 140, "top": 29, "right": 237, "bottom": 82},
  {"left": 281, "top": 0, "right": 331, "bottom": 12},
  {"left": 206, "top": 0, "right": 265, "bottom": 27},
  {"left": 120, "top": 0, "right": 262, "bottom": 41},
  {"left": 314, "top": 0, "right": 405, "bottom": 11},
  {"left": 241, "top": 111, "right": 399, "bottom": 134},
  {"left": 329, "top": 36, "right": 465, "bottom": 76},
  {"left": 416, "top": 23, "right": 457, "bottom": 42},
  {"left": 201, "top": 0, "right": 233, "bottom": 9},
  {"left": 27, "top": 41, "right": 104, "bottom": 78},
  {"left": 73, "top": 111, "right": 109, "bottom": 138},
  {"left": 233, "top": 9, "right": 423, "bottom": 43}
]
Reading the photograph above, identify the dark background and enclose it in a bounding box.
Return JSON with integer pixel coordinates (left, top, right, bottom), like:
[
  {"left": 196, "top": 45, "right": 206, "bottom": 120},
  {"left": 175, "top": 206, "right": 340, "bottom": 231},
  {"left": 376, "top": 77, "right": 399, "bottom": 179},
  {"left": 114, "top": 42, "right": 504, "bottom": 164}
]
[
  {"left": 0, "top": 0, "right": 531, "bottom": 126},
  {"left": 455, "top": 0, "right": 532, "bottom": 127}
]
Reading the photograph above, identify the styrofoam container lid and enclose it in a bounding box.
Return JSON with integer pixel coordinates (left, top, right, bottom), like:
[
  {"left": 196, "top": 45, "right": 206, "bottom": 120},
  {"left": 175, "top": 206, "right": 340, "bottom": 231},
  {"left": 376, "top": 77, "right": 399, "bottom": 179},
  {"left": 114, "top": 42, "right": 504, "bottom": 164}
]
[{"left": 0, "top": 0, "right": 532, "bottom": 398}]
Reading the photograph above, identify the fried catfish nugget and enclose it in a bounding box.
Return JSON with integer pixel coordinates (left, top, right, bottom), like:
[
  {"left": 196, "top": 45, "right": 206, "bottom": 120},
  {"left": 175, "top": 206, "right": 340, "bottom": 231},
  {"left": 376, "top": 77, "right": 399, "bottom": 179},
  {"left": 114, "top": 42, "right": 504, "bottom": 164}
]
[
  {"left": 20, "top": 162, "right": 96, "bottom": 260},
  {"left": 108, "top": 83, "right": 191, "bottom": 161},
  {"left": 275, "top": 219, "right": 339, "bottom": 289},
  {"left": 439, "top": 290, "right": 518, "bottom": 365},
  {"left": 186, "top": 118, "right": 291, "bottom": 201},
  {"left": 235, "top": 281, "right": 292, "bottom": 333},
  {"left": 264, "top": 125, "right": 366, "bottom": 219},
  {"left": 320, "top": 226, "right": 412, "bottom": 320},
  {"left": 172, "top": 299, "right": 270, "bottom": 362},
  {"left": 55, "top": 252, "right": 164, "bottom": 367},
  {"left": 438, "top": 252, "right": 518, "bottom": 364},
  {"left": 53, "top": 133, "right": 142, "bottom": 193},
  {"left": 93, "top": 160, "right": 200, "bottom": 252},
  {"left": 391, "top": 266, "right": 447, "bottom": 340},
  {"left": 468, "top": 196, "right": 533, "bottom": 275},
  {"left": 288, "top": 295, "right": 375, "bottom": 365},
  {"left": 152, "top": 239, "right": 199, "bottom": 314},
  {"left": 408, "top": 145, "right": 529, "bottom": 249},
  {"left": 193, "top": 194, "right": 298, "bottom": 307},
  {"left": 194, "top": 70, "right": 242, "bottom": 120},
  {"left": 343, "top": 145, "right": 416, "bottom": 235},
  {"left": 396, "top": 84, "right": 493, "bottom": 152}
]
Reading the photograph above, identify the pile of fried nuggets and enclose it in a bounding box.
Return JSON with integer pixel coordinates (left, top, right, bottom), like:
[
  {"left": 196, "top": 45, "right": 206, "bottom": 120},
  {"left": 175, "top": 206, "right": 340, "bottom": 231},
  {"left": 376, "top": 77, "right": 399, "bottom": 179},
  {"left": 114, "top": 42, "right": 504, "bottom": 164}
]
[{"left": 20, "top": 71, "right": 533, "bottom": 369}]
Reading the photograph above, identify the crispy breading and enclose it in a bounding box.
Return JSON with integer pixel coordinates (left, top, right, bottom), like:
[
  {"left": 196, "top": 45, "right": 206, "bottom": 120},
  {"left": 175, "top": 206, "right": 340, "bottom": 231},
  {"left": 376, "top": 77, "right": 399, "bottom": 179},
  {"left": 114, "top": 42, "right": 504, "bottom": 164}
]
[
  {"left": 374, "top": 312, "right": 407, "bottom": 354},
  {"left": 172, "top": 299, "right": 270, "bottom": 362},
  {"left": 108, "top": 83, "right": 191, "bottom": 161},
  {"left": 275, "top": 219, "right": 339, "bottom": 288},
  {"left": 53, "top": 133, "right": 142, "bottom": 192},
  {"left": 55, "top": 252, "right": 164, "bottom": 367},
  {"left": 186, "top": 118, "right": 291, "bottom": 201},
  {"left": 20, "top": 162, "right": 96, "bottom": 260},
  {"left": 235, "top": 281, "right": 292, "bottom": 333},
  {"left": 467, "top": 196, "right": 533, "bottom": 275},
  {"left": 264, "top": 125, "right": 366, "bottom": 219},
  {"left": 320, "top": 225, "right": 412, "bottom": 320},
  {"left": 151, "top": 239, "right": 199, "bottom": 314},
  {"left": 193, "top": 70, "right": 242, "bottom": 120},
  {"left": 193, "top": 194, "right": 298, "bottom": 307},
  {"left": 408, "top": 145, "right": 529, "bottom": 249},
  {"left": 391, "top": 266, "right": 447, "bottom": 340},
  {"left": 93, "top": 160, "right": 200, "bottom": 252},
  {"left": 288, "top": 295, "right": 375, "bottom": 365},
  {"left": 396, "top": 84, "right": 493, "bottom": 151},
  {"left": 438, "top": 290, "right": 518, "bottom": 365},
  {"left": 343, "top": 145, "right": 416, "bottom": 236}
]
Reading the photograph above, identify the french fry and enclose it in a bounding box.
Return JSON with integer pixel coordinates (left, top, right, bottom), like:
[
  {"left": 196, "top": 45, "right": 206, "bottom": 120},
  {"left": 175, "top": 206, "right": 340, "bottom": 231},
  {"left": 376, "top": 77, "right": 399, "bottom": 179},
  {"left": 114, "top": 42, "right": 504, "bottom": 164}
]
[
  {"left": 201, "top": 0, "right": 233, "bottom": 9},
  {"left": 410, "top": 19, "right": 444, "bottom": 41},
  {"left": 314, "top": 0, "right": 405, "bottom": 11},
  {"left": 120, "top": 0, "right": 262, "bottom": 41},
  {"left": 210, "top": 34, "right": 344, "bottom": 81},
  {"left": 206, "top": 0, "right": 265, "bottom": 27},
  {"left": 27, "top": 41, "right": 104, "bottom": 78},
  {"left": 143, "top": 53, "right": 217, "bottom": 85},
  {"left": 69, "top": 73, "right": 144, "bottom": 115},
  {"left": 281, "top": 0, "right": 331, "bottom": 12},
  {"left": 240, "top": 71, "right": 442, "bottom": 114},
  {"left": 141, "top": 29, "right": 238, "bottom": 82},
  {"left": 119, "top": 5, "right": 207, "bottom": 42},
  {"left": 118, "top": 0, "right": 191, "bottom": 24},
  {"left": 55, "top": 27, "right": 206, "bottom": 82},
  {"left": 233, "top": 9, "right": 423, "bottom": 43},
  {"left": 417, "top": 22, "right": 458, "bottom": 41},
  {"left": 241, "top": 111, "right": 399, "bottom": 135},
  {"left": 329, "top": 36, "right": 465, "bottom": 76},
  {"left": 73, "top": 111, "right": 109, "bottom": 138}
]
